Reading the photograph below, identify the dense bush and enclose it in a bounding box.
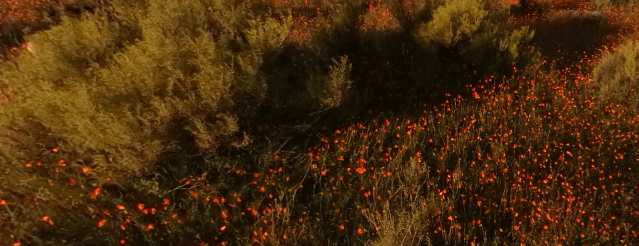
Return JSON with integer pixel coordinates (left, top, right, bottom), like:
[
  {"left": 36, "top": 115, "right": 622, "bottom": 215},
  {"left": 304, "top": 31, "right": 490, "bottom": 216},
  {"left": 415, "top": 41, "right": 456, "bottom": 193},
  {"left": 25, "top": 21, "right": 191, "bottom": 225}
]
[
  {"left": 413, "top": 0, "right": 488, "bottom": 48},
  {"left": 413, "top": 0, "right": 537, "bottom": 77},
  {"left": 593, "top": 40, "right": 639, "bottom": 105}
]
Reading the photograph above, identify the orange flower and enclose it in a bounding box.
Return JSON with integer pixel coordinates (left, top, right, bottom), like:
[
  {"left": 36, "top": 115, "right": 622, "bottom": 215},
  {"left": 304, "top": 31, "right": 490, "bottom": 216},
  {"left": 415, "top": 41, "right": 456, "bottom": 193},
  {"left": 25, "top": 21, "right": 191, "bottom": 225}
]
[
  {"left": 221, "top": 211, "right": 228, "bottom": 219},
  {"left": 97, "top": 219, "right": 107, "bottom": 228},
  {"left": 355, "top": 167, "right": 366, "bottom": 174},
  {"left": 80, "top": 166, "right": 90, "bottom": 174},
  {"left": 189, "top": 190, "right": 199, "bottom": 198},
  {"left": 357, "top": 227, "right": 364, "bottom": 234},
  {"left": 146, "top": 223, "right": 154, "bottom": 230},
  {"left": 363, "top": 191, "right": 371, "bottom": 198},
  {"left": 88, "top": 188, "right": 101, "bottom": 199}
]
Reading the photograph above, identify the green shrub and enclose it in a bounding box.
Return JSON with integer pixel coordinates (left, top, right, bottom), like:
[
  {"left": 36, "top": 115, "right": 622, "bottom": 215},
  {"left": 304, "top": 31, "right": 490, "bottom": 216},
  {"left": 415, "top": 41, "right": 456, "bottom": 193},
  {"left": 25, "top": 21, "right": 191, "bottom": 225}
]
[
  {"left": 593, "top": 40, "right": 639, "bottom": 104},
  {"left": 498, "top": 26, "right": 535, "bottom": 61},
  {"left": 413, "top": 0, "right": 488, "bottom": 48},
  {"left": 0, "top": 1, "right": 293, "bottom": 242},
  {"left": 0, "top": 0, "right": 294, "bottom": 172},
  {"left": 0, "top": 12, "right": 148, "bottom": 174},
  {"left": 307, "top": 55, "right": 353, "bottom": 110}
]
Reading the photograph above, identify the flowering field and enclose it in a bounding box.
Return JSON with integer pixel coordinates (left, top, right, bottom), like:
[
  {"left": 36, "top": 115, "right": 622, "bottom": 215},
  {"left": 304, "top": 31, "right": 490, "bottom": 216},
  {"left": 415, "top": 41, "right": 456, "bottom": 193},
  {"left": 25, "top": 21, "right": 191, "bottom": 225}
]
[{"left": 2, "top": 0, "right": 639, "bottom": 245}]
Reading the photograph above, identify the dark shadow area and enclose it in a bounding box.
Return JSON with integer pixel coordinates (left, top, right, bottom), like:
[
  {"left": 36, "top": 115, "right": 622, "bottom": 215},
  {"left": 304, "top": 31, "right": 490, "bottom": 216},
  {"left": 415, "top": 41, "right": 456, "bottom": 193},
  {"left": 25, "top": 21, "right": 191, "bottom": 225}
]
[
  {"left": 216, "top": 1, "right": 537, "bottom": 168},
  {"left": 528, "top": 10, "right": 619, "bottom": 68}
]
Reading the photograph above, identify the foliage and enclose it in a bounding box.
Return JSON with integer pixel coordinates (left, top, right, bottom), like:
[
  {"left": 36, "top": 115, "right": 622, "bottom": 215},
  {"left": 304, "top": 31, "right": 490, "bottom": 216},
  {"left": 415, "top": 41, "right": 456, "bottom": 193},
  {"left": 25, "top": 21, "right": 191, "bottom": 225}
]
[
  {"left": 307, "top": 55, "right": 353, "bottom": 110},
  {"left": 593, "top": 40, "right": 639, "bottom": 105},
  {"left": 1, "top": 0, "right": 639, "bottom": 245},
  {"left": 414, "top": 0, "right": 488, "bottom": 48}
]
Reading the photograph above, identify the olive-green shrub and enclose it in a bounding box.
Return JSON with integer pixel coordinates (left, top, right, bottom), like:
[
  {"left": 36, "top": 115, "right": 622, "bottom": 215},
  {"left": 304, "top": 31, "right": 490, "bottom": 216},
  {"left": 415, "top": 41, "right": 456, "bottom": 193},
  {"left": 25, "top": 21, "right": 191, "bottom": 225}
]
[
  {"left": 413, "top": 0, "right": 488, "bottom": 48},
  {"left": 593, "top": 40, "right": 639, "bottom": 104}
]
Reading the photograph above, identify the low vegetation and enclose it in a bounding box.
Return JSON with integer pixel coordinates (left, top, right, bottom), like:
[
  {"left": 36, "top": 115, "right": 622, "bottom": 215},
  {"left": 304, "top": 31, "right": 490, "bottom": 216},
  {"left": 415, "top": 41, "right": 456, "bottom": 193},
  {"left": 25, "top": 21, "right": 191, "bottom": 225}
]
[{"left": 1, "top": 0, "right": 639, "bottom": 245}]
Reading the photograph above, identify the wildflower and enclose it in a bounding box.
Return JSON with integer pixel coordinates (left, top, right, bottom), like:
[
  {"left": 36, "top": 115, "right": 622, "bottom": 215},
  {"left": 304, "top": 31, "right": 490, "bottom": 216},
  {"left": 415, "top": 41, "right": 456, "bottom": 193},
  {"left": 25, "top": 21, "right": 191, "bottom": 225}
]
[
  {"left": 80, "top": 166, "right": 90, "bottom": 174},
  {"left": 88, "top": 188, "right": 101, "bottom": 199},
  {"left": 97, "top": 219, "right": 107, "bottom": 228},
  {"left": 189, "top": 190, "right": 199, "bottom": 198},
  {"left": 221, "top": 211, "right": 228, "bottom": 219}
]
